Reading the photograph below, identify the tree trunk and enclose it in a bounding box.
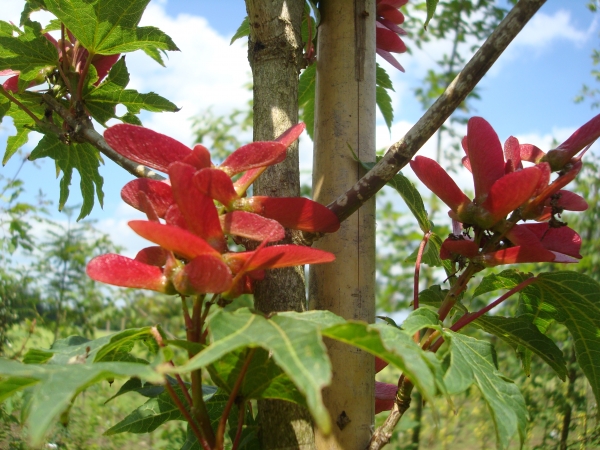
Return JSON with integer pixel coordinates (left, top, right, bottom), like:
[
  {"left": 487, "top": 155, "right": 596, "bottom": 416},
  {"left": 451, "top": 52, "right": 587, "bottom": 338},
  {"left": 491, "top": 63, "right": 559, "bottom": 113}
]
[
  {"left": 309, "top": 1, "right": 376, "bottom": 449},
  {"left": 245, "top": 1, "right": 316, "bottom": 449}
]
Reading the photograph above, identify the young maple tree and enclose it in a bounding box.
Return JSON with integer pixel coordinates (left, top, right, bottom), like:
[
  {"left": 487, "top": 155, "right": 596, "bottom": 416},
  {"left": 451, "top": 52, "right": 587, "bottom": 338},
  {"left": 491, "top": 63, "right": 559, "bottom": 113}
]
[{"left": 1, "top": 1, "right": 600, "bottom": 450}]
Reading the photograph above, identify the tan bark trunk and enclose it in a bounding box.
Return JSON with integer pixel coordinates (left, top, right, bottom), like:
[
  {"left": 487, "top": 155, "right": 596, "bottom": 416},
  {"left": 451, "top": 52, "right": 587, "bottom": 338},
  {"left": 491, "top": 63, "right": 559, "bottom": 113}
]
[
  {"left": 245, "top": 1, "right": 316, "bottom": 448},
  {"left": 309, "top": 0, "right": 376, "bottom": 449}
]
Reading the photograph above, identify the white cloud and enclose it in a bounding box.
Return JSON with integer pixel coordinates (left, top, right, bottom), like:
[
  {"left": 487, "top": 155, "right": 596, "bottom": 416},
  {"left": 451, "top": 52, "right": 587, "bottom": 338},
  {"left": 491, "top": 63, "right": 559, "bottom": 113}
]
[
  {"left": 129, "top": 2, "right": 252, "bottom": 146},
  {"left": 513, "top": 10, "right": 589, "bottom": 48}
]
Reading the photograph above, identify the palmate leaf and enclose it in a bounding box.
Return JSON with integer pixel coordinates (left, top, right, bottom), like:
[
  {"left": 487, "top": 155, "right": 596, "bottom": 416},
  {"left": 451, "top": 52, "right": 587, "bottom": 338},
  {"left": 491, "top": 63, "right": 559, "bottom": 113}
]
[
  {"left": 84, "top": 57, "right": 179, "bottom": 125},
  {"left": 404, "top": 232, "right": 449, "bottom": 270},
  {"left": 3, "top": 104, "right": 36, "bottom": 165},
  {"left": 104, "top": 384, "right": 216, "bottom": 435},
  {"left": 29, "top": 133, "right": 104, "bottom": 220},
  {"left": 443, "top": 331, "right": 527, "bottom": 450},
  {"left": 181, "top": 389, "right": 260, "bottom": 450},
  {"left": 386, "top": 170, "right": 431, "bottom": 233},
  {"left": 298, "top": 63, "right": 396, "bottom": 139},
  {"left": 207, "top": 347, "right": 306, "bottom": 405},
  {"left": 472, "top": 269, "right": 529, "bottom": 299},
  {"left": 376, "top": 63, "right": 394, "bottom": 131},
  {"left": 230, "top": 16, "right": 250, "bottom": 45},
  {"left": 170, "top": 308, "right": 344, "bottom": 434},
  {"left": 517, "top": 278, "right": 560, "bottom": 375},
  {"left": 357, "top": 157, "right": 431, "bottom": 233},
  {"left": 173, "top": 308, "right": 446, "bottom": 436},
  {"left": 322, "top": 321, "right": 444, "bottom": 403},
  {"left": 526, "top": 271, "right": 600, "bottom": 408},
  {"left": 0, "top": 377, "right": 39, "bottom": 402},
  {"left": 44, "top": 0, "right": 179, "bottom": 58},
  {"left": 0, "top": 358, "right": 162, "bottom": 446},
  {"left": 425, "top": 0, "right": 441, "bottom": 29},
  {"left": 472, "top": 315, "right": 566, "bottom": 380},
  {"left": 0, "top": 19, "right": 58, "bottom": 87},
  {"left": 22, "top": 327, "right": 157, "bottom": 365}
]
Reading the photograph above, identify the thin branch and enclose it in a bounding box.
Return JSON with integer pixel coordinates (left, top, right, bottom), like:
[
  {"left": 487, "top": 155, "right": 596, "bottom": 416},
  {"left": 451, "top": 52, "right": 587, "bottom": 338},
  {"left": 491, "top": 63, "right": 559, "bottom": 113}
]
[
  {"left": 231, "top": 402, "right": 246, "bottom": 450},
  {"left": 215, "top": 348, "right": 256, "bottom": 450},
  {"left": 413, "top": 231, "right": 431, "bottom": 311},
  {"left": 329, "top": 0, "right": 548, "bottom": 223},
  {"left": 165, "top": 381, "right": 211, "bottom": 450},
  {"left": 0, "top": 87, "right": 44, "bottom": 125},
  {"left": 442, "top": 276, "right": 539, "bottom": 342},
  {"left": 368, "top": 378, "right": 414, "bottom": 450},
  {"left": 429, "top": 276, "right": 537, "bottom": 371},
  {"left": 40, "top": 94, "right": 165, "bottom": 180}
]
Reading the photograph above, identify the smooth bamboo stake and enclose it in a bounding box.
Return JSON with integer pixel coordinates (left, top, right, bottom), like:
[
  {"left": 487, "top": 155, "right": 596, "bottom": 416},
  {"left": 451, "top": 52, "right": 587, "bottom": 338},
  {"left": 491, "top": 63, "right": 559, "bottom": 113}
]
[{"left": 309, "top": 1, "right": 376, "bottom": 448}]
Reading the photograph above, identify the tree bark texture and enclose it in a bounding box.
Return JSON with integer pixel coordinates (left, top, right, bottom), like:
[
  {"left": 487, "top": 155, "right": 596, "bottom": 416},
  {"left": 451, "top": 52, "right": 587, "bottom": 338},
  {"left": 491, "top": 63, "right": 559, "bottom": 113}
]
[
  {"left": 245, "top": 1, "right": 316, "bottom": 449},
  {"left": 309, "top": 1, "right": 376, "bottom": 449}
]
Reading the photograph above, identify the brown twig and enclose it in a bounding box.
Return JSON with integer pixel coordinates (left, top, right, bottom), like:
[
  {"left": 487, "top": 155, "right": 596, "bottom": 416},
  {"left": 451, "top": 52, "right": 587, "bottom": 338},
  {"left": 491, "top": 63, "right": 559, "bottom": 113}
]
[
  {"left": 328, "top": 0, "right": 548, "bottom": 223},
  {"left": 0, "top": 87, "right": 44, "bottom": 126},
  {"left": 368, "top": 377, "right": 414, "bottom": 449},
  {"left": 40, "top": 94, "right": 165, "bottom": 180}
]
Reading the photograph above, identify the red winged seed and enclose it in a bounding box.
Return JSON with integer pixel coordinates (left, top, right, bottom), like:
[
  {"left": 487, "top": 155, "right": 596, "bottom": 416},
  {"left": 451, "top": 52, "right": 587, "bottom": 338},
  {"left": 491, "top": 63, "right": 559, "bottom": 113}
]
[
  {"left": 376, "top": 49, "right": 405, "bottom": 72},
  {"left": 135, "top": 246, "right": 169, "bottom": 267},
  {"left": 104, "top": 124, "right": 192, "bottom": 172},
  {"left": 244, "top": 197, "right": 341, "bottom": 233},
  {"left": 121, "top": 179, "right": 174, "bottom": 218},
  {"left": 275, "top": 123, "right": 306, "bottom": 147},
  {"left": 220, "top": 211, "right": 285, "bottom": 242},
  {"left": 375, "top": 24, "right": 407, "bottom": 53},
  {"left": 466, "top": 117, "right": 505, "bottom": 202},
  {"left": 482, "top": 246, "right": 556, "bottom": 266},
  {"left": 220, "top": 141, "right": 288, "bottom": 176},
  {"left": 137, "top": 191, "right": 160, "bottom": 222},
  {"left": 503, "top": 136, "right": 522, "bottom": 173},
  {"left": 91, "top": 54, "right": 120, "bottom": 86},
  {"left": 480, "top": 167, "right": 541, "bottom": 225},
  {"left": 194, "top": 168, "right": 239, "bottom": 207},
  {"left": 172, "top": 254, "right": 233, "bottom": 295},
  {"left": 375, "top": 382, "right": 397, "bottom": 414},
  {"left": 377, "top": 5, "right": 405, "bottom": 23},
  {"left": 182, "top": 144, "right": 212, "bottom": 170},
  {"left": 222, "top": 245, "right": 336, "bottom": 274},
  {"left": 128, "top": 220, "right": 220, "bottom": 260},
  {"left": 168, "top": 162, "right": 227, "bottom": 253},
  {"left": 87, "top": 254, "right": 172, "bottom": 293},
  {"left": 410, "top": 157, "right": 470, "bottom": 212}
]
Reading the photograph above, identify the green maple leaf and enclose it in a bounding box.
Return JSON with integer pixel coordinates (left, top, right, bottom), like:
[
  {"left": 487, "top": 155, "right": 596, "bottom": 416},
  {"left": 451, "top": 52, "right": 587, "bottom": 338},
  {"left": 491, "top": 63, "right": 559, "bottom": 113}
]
[
  {"left": 29, "top": 133, "right": 104, "bottom": 220},
  {"left": 0, "top": 19, "right": 58, "bottom": 90},
  {"left": 44, "top": 0, "right": 179, "bottom": 63},
  {"left": 444, "top": 331, "right": 528, "bottom": 450},
  {"left": 83, "top": 57, "right": 179, "bottom": 125}
]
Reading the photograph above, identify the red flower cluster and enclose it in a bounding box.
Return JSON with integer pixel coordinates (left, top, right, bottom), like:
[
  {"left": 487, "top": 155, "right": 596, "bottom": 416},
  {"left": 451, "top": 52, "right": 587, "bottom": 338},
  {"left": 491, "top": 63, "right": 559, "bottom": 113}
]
[
  {"left": 410, "top": 115, "right": 600, "bottom": 266},
  {"left": 376, "top": 0, "right": 408, "bottom": 72},
  {"left": 87, "top": 123, "right": 339, "bottom": 299}
]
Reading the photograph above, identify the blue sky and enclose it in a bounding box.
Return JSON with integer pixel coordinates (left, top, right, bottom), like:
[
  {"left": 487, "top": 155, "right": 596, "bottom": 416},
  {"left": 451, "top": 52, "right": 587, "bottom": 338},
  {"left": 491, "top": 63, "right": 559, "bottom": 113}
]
[{"left": 0, "top": 0, "right": 598, "bottom": 254}]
